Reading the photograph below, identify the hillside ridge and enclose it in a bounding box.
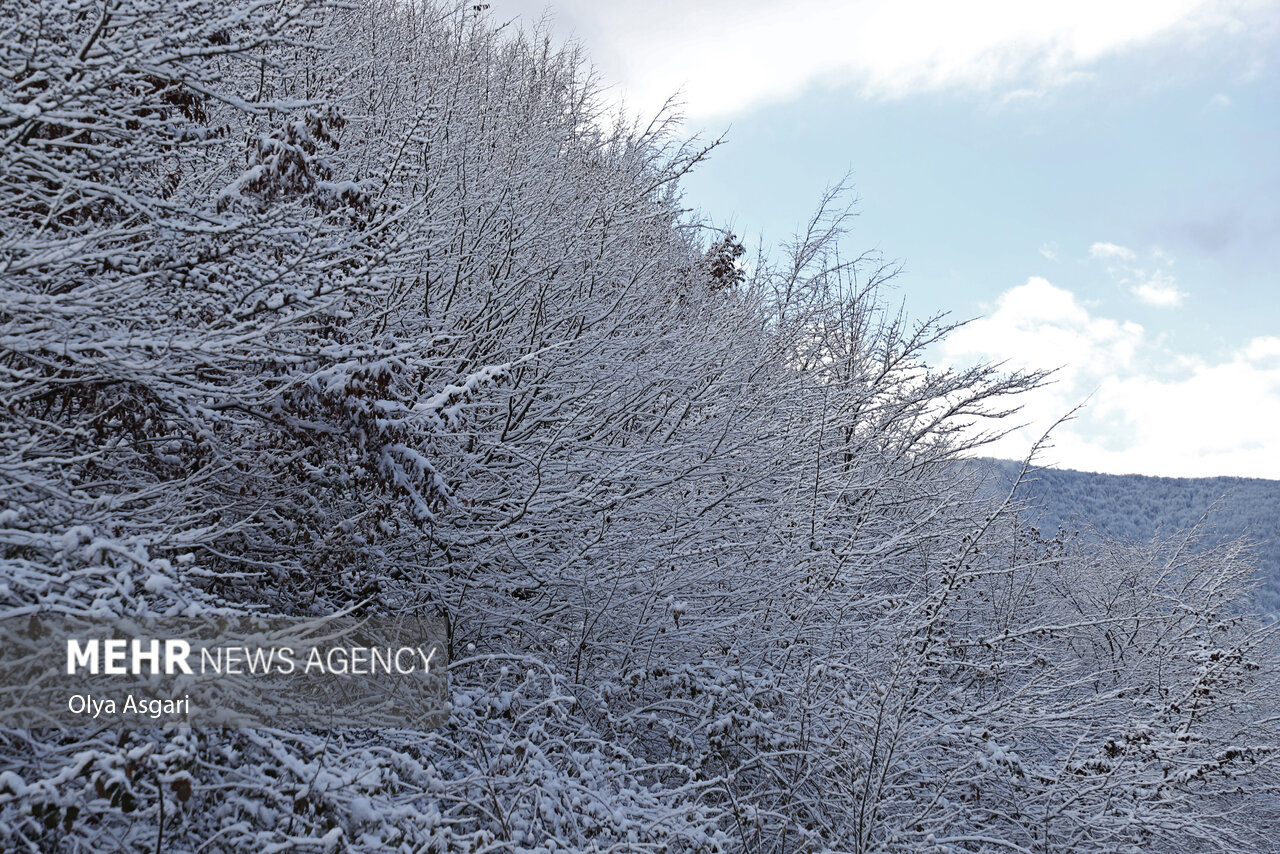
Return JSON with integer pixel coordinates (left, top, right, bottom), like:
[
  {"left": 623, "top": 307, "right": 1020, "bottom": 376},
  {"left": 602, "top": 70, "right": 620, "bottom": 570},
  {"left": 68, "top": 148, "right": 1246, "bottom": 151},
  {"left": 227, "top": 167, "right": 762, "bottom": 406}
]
[{"left": 980, "top": 458, "right": 1280, "bottom": 615}]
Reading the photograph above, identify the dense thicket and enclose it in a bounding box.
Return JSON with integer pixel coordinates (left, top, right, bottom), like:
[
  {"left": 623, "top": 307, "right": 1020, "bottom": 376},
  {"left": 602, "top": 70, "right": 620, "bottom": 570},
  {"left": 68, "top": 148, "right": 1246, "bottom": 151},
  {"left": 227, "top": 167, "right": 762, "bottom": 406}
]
[{"left": 2, "top": 2, "right": 1276, "bottom": 851}]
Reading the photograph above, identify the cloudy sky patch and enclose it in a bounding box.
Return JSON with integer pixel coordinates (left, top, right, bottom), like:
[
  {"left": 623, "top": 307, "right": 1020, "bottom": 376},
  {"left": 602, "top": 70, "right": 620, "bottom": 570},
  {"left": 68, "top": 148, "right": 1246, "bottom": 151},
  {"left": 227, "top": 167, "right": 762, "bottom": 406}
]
[
  {"left": 1131, "top": 271, "right": 1188, "bottom": 307},
  {"left": 495, "top": 0, "right": 1280, "bottom": 477},
  {"left": 943, "top": 277, "right": 1280, "bottom": 477},
  {"left": 498, "top": 0, "right": 1277, "bottom": 120}
]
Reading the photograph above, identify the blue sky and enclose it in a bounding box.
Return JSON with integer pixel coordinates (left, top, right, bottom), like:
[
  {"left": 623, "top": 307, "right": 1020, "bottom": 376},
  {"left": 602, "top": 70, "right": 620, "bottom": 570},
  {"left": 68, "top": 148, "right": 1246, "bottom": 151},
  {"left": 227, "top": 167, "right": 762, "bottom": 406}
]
[{"left": 495, "top": 0, "right": 1280, "bottom": 478}]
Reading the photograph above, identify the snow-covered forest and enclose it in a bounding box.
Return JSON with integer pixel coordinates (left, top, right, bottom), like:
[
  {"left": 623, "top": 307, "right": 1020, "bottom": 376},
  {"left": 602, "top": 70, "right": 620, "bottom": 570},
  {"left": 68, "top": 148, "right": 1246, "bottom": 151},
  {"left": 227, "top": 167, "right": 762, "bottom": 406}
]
[
  {"left": 2, "top": 1, "right": 1277, "bottom": 851},
  {"left": 981, "top": 460, "right": 1280, "bottom": 619}
]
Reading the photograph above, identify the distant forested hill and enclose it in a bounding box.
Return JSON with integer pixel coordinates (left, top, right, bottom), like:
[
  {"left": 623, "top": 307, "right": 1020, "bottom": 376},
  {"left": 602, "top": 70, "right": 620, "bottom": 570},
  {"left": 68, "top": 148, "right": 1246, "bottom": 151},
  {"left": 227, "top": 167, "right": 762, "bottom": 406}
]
[{"left": 981, "top": 459, "right": 1280, "bottom": 617}]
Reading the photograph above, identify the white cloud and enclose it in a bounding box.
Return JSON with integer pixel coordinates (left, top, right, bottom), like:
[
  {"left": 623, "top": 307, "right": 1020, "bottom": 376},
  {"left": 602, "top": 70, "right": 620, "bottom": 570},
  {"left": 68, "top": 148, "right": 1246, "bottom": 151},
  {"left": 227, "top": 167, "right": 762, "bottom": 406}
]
[
  {"left": 949, "top": 277, "right": 1143, "bottom": 378},
  {"left": 1089, "top": 241, "right": 1136, "bottom": 260},
  {"left": 1088, "top": 243, "right": 1189, "bottom": 308},
  {"left": 1244, "top": 335, "right": 1280, "bottom": 361},
  {"left": 1130, "top": 270, "right": 1188, "bottom": 307},
  {"left": 493, "top": 0, "right": 1277, "bottom": 120},
  {"left": 942, "top": 278, "right": 1280, "bottom": 478},
  {"left": 946, "top": 279, "right": 1144, "bottom": 428},
  {"left": 1039, "top": 244, "right": 1060, "bottom": 261},
  {"left": 1209, "top": 91, "right": 1233, "bottom": 107}
]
